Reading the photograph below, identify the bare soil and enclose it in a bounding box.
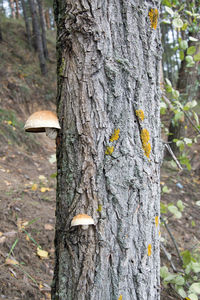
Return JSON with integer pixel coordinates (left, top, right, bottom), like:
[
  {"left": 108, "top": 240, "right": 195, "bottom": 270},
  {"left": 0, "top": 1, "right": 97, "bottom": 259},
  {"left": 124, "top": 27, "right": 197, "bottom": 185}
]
[{"left": 0, "top": 135, "right": 56, "bottom": 300}]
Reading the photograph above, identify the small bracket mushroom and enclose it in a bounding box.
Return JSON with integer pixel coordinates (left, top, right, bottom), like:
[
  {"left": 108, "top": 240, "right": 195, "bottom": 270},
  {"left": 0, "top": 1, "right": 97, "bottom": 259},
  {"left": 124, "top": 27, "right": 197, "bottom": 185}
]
[
  {"left": 71, "top": 214, "right": 95, "bottom": 230},
  {"left": 24, "top": 110, "right": 61, "bottom": 140}
]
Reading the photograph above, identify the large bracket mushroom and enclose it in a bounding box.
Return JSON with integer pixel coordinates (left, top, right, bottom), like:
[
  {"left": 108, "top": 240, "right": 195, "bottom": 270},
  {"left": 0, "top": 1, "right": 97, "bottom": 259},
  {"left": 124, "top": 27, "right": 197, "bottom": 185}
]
[{"left": 24, "top": 111, "right": 61, "bottom": 140}]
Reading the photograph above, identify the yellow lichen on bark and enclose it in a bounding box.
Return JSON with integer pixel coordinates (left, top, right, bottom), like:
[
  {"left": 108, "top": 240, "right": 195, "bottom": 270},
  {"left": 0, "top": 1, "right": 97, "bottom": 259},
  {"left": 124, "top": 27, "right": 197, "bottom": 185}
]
[
  {"left": 105, "top": 146, "right": 114, "bottom": 155},
  {"left": 136, "top": 110, "right": 145, "bottom": 121},
  {"left": 141, "top": 129, "right": 150, "bottom": 144},
  {"left": 148, "top": 8, "right": 159, "bottom": 30},
  {"left": 143, "top": 143, "right": 151, "bottom": 158},
  {"left": 155, "top": 216, "right": 159, "bottom": 228},
  {"left": 141, "top": 129, "right": 151, "bottom": 158},
  {"left": 148, "top": 244, "right": 152, "bottom": 256},
  {"left": 110, "top": 128, "right": 120, "bottom": 142}
]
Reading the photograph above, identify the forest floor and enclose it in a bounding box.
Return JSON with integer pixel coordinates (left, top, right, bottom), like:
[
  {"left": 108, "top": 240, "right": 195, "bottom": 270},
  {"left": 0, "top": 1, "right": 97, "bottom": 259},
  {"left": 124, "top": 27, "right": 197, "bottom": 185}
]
[{"left": 0, "top": 18, "right": 200, "bottom": 300}]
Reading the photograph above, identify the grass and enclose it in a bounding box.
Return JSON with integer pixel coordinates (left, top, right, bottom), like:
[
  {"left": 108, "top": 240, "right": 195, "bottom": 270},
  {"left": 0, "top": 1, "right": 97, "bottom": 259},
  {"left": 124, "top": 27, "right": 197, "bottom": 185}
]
[{"left": 0, "top": 108, "right": 40, "bottom": 151}]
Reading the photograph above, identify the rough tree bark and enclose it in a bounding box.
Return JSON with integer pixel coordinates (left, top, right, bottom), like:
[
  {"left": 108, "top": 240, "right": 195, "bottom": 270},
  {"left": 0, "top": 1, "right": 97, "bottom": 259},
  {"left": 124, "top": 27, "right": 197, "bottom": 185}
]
[
  {"left": 29, "top": 0, "right": 47, "bottom": 75},
  {"left": 21, "top": 0, "right": 32, "bottom": 49},
  {"left": 52, "top": 1, "right": 162, "bottom": 299},
  {"left": 37, "top": 0, "right": 49, "bottom": 59}
]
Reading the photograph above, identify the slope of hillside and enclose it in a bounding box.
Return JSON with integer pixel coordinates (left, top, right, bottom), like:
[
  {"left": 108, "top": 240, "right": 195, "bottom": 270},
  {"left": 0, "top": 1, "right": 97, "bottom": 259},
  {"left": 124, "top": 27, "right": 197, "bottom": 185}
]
[{"left": 0, "top": 18, "right": 57, "bottom": 299}]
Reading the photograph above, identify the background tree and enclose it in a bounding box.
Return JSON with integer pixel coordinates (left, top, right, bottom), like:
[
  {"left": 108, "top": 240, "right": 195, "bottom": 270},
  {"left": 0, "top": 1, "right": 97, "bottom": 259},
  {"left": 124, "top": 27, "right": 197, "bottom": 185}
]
[
  {"left": 37, "top": 0, "right": 48, "bottom": 59},
  {"left": 52, "top": 1, "right": 162, "bottom": 299},
  {"left": 14, "top": 0, "right": 19, "bottom": 18},
  {"left": 29, "top": 0, "right": 47, "bottom": 75},
  {"left": 21, "top": 0, "right": 32, "bottom": 48},
  {"left": 161, "top": 0, "right": 200, "bottom": 157},
  {"left": 8, "top": 0, "right": 15, "bottom": 18}
]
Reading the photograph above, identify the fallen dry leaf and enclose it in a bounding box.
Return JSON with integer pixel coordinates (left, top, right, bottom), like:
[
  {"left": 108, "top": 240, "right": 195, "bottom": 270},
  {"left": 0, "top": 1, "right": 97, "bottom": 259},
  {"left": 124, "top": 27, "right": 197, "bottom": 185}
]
[
  {"left": 9, "top": 268, "right": 17, "bottom": 278},
  {"left": 37, "top": 247, "right": 49, "bottom": 259},
  {"left": 31, "top": 183, "right": 38, "bottom": 191},
  {"left": 39, "top": 175, "right": 47, "bottom": 181},
  {"left": 0, "top": 236, "right": 6, "bottom": 244},
  {"left": 44, "top": 224, "right": 54, "bottom": 231},
  {"left": 5, "top": 258, "right": 19, "bottom": 265},
  {"left": 4, "top": 231, "right": 17, "bottom": 237}
]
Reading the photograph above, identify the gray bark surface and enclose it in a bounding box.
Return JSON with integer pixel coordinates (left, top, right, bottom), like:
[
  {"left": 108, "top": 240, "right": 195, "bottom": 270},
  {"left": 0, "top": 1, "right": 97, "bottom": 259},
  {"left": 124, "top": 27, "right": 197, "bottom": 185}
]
[
  {"left": 52, "top": 1, "right": 162, "bottom": 299},
  {"left": 29, "top": 0, "right": 47, "bottom": 75}
]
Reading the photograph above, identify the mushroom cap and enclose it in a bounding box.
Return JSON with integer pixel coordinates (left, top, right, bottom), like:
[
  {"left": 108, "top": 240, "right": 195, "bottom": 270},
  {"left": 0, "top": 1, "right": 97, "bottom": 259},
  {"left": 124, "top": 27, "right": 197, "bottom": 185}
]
[
  {"left": 71, "top": 214, "right": 94, "bottom": 227},
  {"left": 24, "top": 110, "right": 61, "bottom": 132}
]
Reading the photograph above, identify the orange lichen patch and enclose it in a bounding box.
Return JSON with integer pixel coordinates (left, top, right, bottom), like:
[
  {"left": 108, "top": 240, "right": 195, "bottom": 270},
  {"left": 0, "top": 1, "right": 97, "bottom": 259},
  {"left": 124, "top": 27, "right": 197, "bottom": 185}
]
[
  {"left": 148, "top": 8, "right": 159, "bottom": 30},
  {"left": 148, "top": 244, "right": 152, "bottom": 256},
  {"left": 110, "top": 128, "right": 120, "bottom": 142},
  {"left": 136, "top": 110, "right": 145, "bottom": 121},
  {"left": 143, "top": 143, "right": 151, "bottom": 159},
  {"left": 141, "top": 129, "right": 151, "bottom": 158},
  {"left": 105, "top": 146, "right": 114, "bottom": 155},
  {"left": 141, "top": 129, "right": 150, "bottom": 144},
  {"left": 155, "top": 216, "right": 159, "bottom": 228}
]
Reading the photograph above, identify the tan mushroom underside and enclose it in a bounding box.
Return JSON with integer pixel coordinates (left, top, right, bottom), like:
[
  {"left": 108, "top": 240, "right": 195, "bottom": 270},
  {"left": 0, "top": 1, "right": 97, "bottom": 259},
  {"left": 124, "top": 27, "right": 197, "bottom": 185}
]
[
  {"left": 71, "top": 214, "right": 94, "bottom": 227},
  {"left": 24, "top": 110, "right": 61, "bottom": 132}
]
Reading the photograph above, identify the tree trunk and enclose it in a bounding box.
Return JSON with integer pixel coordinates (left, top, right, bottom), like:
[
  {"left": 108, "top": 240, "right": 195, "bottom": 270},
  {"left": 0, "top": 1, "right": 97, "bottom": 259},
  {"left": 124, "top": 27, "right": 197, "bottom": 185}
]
[
  {"left": 14, "top": 0, "right": 20, "bottom": 19},
  {"left": 0, "top": 23, "right": 2, "bottom": 42},
  {"left": 21, "top": 0, "right": 32, "bottom": 48},
  {"left": 9, "top": 0, "right": 16, "bottom": 18},
  {"left": 44, "top": 9, "right": 51, "bottom": 30},
  {"left": 167, "top": 40, "right": 200, "bottom": 156},
  {"left": 52, "top": 1, "right": 162, "bottom": 299},
  {"left": 29, "top": 0, "right": 47, "bottom": 75},
  {"left": 37, "top": 0, "right": 48, "bottom": 59}
]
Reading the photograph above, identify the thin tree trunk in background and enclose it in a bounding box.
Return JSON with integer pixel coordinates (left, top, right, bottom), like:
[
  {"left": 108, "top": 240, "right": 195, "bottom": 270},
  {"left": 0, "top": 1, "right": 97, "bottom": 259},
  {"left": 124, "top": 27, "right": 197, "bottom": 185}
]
[
  {"left": 9, "top": 0, "right": 16, "bottom": 18},
  {"left": 50, "top": 8, "right": 55, "bottom": 29},
  {"left": 52, "top": 1, "right": 162, "bottom": 299},
  {"left": 45, "top": 9, "right": 50, "bottom": 29},
  {"left": 37, "top": 0, "right": 48, "bottom": 59},
  {"left": 21, "top": 0, "right": 32, "bottom": 48},
  {"left": 167, "top": 40, "right": 200, "bottom": 156},
  {"left": 29, "top": 0, "right": 47, "bottom": 75},
  {"left": 14, "top": 0, "right": 20, "bottom": 19},
  {"left": 0, "top": 23, "right": 2, "bottom": 42}
]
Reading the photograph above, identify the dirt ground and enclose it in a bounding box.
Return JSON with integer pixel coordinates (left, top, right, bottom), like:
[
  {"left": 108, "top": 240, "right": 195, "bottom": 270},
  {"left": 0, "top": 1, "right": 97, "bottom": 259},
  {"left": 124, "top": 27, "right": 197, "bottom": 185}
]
[
  {"left": 0, "top": 134, "right": 57, "bottom": 300},
  {"left": 160, "top": 161, "right": 200, "bottom": 299}
]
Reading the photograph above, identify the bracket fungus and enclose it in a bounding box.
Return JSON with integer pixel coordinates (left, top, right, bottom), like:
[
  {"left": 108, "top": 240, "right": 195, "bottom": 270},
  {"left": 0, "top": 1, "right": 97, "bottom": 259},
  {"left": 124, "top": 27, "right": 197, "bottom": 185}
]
[
  {"left": 71, "top": 214, "right": 94, "bottom": 230},
  {"left": 24, "top": 111, "right": 61, "bottom": 140}
]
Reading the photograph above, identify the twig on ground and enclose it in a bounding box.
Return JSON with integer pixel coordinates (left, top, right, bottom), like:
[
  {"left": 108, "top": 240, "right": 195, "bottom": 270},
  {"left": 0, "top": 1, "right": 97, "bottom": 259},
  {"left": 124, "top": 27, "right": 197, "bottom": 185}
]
[
  {"left": 161, "top": 216, "right": 183, "bottom": 265},
  {"left": 160, "top": 242, "right": 177, "bottom": 272},
  {"left": 164, "top": 143, "right": 183, "bottom": 171},
  {"left": 162, "top": 94, "right": 200, "bottom": 135}
]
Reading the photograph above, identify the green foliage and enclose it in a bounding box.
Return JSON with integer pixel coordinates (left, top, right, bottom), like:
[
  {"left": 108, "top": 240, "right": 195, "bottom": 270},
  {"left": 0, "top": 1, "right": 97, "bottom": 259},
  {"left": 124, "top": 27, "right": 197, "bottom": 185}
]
[
  {"left": 161, "top": 199, "right": 185, "bottom": 219},
  {"left": 161, "top": 2, "right": 200, "bottom": 299},
  {"left": 161, "top": 247, "right": 200, "bottom": 299},
  {"left": 0, "top": 108, "right": 40, "bottom": 151}
]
